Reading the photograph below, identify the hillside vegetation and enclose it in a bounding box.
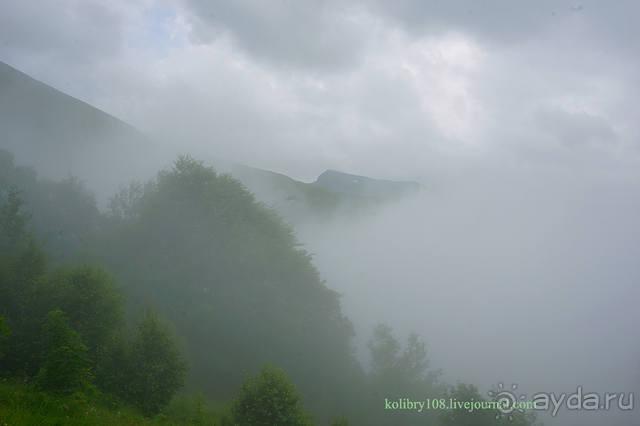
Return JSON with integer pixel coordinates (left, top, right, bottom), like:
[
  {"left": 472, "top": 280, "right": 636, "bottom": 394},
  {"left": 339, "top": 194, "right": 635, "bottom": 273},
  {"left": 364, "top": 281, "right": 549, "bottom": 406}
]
[{"left": 0, "top": 149, "right": 537, "bottom": 425}]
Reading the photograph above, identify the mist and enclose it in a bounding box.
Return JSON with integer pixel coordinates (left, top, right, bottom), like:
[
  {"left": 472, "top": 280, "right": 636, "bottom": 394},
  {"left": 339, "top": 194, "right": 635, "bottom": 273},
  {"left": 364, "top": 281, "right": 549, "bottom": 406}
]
[
  {"left": 293, "top": 157, "right": 640, "bottom": 424},
  {"left": 2, "top": 1, "right": 640, "bottom": 425}
]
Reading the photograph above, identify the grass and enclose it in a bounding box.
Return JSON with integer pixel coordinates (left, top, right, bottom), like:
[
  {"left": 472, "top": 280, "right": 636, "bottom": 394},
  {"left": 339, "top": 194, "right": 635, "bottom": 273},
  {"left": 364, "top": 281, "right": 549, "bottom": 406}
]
[{"left": 0, "top": 379, "right": 232, "bottom": 425}]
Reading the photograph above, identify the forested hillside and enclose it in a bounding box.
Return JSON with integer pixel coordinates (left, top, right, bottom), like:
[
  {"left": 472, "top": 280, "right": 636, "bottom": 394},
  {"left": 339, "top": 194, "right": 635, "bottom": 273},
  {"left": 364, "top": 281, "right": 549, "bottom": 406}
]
[
  {"left": 91, "top": 156, "right": 362, "bottom": 416},
  {"left": 3, "top": 1, "right": 636, "bottom": 423},
  {"left": 0, "top": 149, "right": 537, "bottom": 425}
]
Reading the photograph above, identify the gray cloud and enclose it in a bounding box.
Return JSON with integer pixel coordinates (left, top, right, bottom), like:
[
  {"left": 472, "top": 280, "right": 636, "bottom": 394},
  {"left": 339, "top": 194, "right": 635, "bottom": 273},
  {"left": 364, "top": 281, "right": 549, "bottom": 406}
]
[
  {"left": 534, "top": 107, "right": 617, "bottom": 149},
  {"left": 364, "top": 0, "right": 640, "bottom": 50},
  {"left": 0, "top": 0, "right": 126, "bottom": 64},
  {"left": 179, "top": 0, "right": 369, "bottom": 70},
  {"left": 2, "top": 0, "right": 638, "bottom": 180}
]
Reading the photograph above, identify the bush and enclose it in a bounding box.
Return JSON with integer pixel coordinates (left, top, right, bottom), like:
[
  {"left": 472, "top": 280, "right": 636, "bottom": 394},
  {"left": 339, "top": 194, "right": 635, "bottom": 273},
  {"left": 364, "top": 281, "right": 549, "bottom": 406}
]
[
  {"left": 231, "top": 364, "right": 312, "bottom": 426},
  {"left": 127, "top": 309, "right": 187, "bottom": 416},
  {"left": 163, "top": 393, "right": 233, "bottom": 425},
  {"left": 94, "top": 333, "right": 130, "bottom": 399},
  {"left": 47, "top": 265, "right": 124, "bottom": 361},
  {"left": 35, "top": 310, "right": 91, "bottom": 395}
]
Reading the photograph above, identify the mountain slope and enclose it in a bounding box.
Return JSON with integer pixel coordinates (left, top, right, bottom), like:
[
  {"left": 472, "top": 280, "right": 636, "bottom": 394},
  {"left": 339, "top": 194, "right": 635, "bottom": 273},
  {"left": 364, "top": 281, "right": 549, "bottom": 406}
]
[
  {"left": 0, "top": 61, "right": 421, "bottom": 217},
  {"left": 0, "top": 61, "right": 166, "bottom": 200},
  {"left": 218, "top": 163, "right": 372, "bottom": 224},
  {"left": 0, "top": 61, "right": 139, "bottom": 148},
  {"left": 314, "top": 169, "right": 421, "bottom": 199},
  {"left": 215, "top": 163, "right": 422, "bottom": 224}
]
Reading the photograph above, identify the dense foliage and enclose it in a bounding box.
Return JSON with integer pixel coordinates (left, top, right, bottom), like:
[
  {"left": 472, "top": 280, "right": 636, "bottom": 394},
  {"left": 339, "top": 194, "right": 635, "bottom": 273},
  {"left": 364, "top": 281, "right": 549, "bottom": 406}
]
[
  {"left": 0, "top": 379, "right": 232, "bottom": 425},
  {"left": 230, "top": 364, "right": 311, "bottom": 425},
  {"left": 0, "top": 149, "right": 539, "bottom": 425},
  {"left": 35, "top": 309, "right": 91, "bottom": 395},
  {"left": 126, "top": 309, "right": 188, "bottom": 416},
  {"left": 92, "top": 156, "right": 362, "bottom": 419},
  {"left": 0, "top": 152, "right": 187, "bottom": 417}
]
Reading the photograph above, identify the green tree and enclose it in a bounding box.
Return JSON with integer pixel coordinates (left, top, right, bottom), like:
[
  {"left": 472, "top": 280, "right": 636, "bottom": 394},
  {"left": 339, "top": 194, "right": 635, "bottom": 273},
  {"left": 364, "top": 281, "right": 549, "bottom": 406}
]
[
  {"left": 231, "top": 364, "right": 312, "bottom": 426},
  {"left": 0, "top": 187, "right": 46, "bottom": 337},
  {"left": 0, "top": 149, "right": 102, "bottom": 261},
  {"left": 0, "top": 256, "right": 122, "bottom": 378},
  {"left": 368, "top": 324, "right": 438, "bottom": 391},
  {"left": 107, "top": 181, "right": 147, "bottom": 221},
  {"left": 47, "top": 265, "right": 124, "bottom": 360},
  {"left": 127, "top": 309, "right": 187, "bottom": 416},
  {"left": 0, "top": 186, "right": 31, "bottom": 249},
  {"left": 368, "top": 324, "right": 401, "bottom": 378},
  {"left": 0, "top": 237, "right": 48, "bottom": 376},
  {"left": 93, "top": 333, "right": 130, "bottom": 399},
  {"left": 94, "top": 156, "right": 359, "bottom": 421},
  {"left": 367, "top": 324, "right": 441, "bottom": 425},
  {"left": 35, "top": 310, "right": 91, "bottom": 395}
]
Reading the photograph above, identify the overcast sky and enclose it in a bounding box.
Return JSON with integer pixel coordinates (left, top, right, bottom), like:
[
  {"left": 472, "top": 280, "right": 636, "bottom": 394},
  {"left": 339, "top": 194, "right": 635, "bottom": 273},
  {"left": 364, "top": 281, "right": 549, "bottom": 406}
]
[
  {"left": 3, "top": 4, "right": 640, "bottom": 423},
  {"left": 1, "top": 0, "right": 639, "bottom": 182}
]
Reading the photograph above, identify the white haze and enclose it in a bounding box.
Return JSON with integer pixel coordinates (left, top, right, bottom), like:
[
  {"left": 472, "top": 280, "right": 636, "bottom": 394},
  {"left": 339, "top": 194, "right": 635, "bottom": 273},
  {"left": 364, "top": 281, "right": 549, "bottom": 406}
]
[
  {"left": 297, "top": 161, "right": 640, "bottom": 425},
  {"left": 2, "top": 1, "right": 640, "bottom": 425}
]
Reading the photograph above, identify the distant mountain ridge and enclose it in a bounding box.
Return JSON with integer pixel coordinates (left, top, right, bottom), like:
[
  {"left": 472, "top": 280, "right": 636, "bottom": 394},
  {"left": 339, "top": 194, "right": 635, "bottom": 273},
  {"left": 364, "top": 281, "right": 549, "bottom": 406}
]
[
  {"left": 313, "top": 169, "right": 420, "bottom": 199},
  {"left": 0, "top": 60, "right": 421, "bottom": 220}
]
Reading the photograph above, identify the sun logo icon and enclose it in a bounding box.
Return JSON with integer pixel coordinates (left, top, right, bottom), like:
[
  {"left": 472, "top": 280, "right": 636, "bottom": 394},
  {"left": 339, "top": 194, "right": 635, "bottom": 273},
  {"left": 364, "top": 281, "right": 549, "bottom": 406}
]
[{"left": 488, "top": 382, "right": 528, "bottom": 421}]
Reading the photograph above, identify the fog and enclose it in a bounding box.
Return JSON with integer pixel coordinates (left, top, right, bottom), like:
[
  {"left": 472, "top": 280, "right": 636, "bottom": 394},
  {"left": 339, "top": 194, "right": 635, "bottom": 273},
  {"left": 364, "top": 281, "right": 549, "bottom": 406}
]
[
  {"left": 297, "top": 162, "right": 640, "bottom": 425},
  {"left": 2, "top": 1, "right": 640, "bottom": 424}
]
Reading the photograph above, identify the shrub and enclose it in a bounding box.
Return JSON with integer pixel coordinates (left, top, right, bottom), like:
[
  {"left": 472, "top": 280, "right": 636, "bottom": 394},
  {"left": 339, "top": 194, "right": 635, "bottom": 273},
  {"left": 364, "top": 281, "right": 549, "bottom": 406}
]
[
  {"left": 127, "top": 309, "right": 187, "bottom": 416},
  {"left": 231, "top": 364, "right": 312, "bottom": 426},
  {"left": 35, "top": 310, "right": 91, "bottom": 395}
]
